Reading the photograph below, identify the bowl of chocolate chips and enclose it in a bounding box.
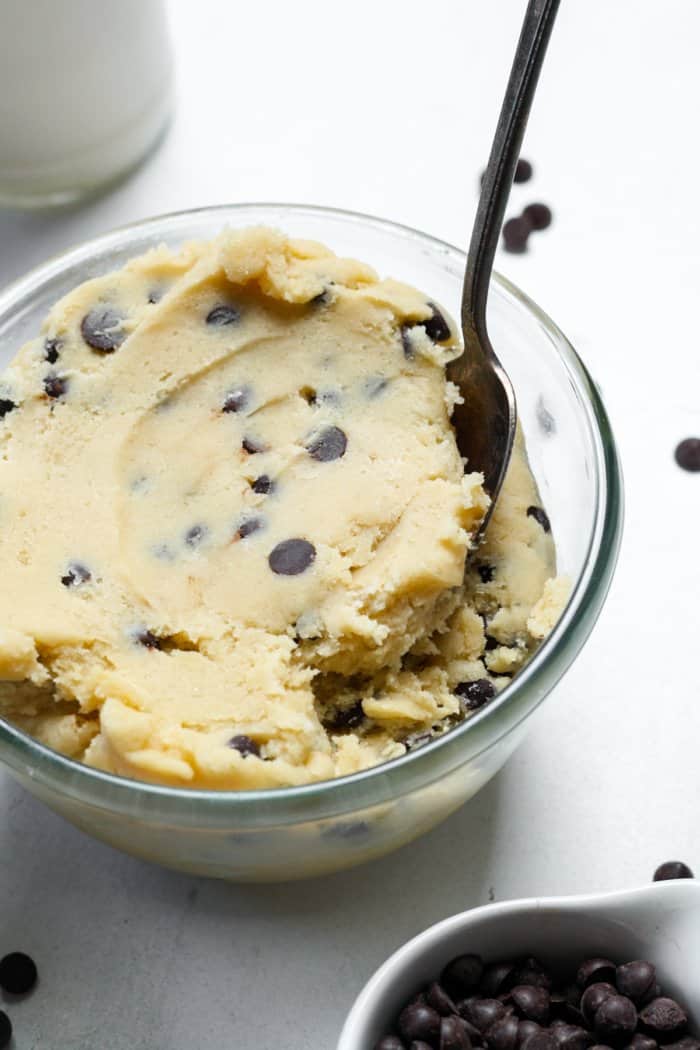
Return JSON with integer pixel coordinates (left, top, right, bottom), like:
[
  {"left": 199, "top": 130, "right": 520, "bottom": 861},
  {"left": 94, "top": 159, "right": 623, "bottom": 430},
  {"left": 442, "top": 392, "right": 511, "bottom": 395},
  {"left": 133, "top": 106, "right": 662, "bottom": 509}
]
[{"left": 338, "top": 867, "right": 700, "bottom": 1050}]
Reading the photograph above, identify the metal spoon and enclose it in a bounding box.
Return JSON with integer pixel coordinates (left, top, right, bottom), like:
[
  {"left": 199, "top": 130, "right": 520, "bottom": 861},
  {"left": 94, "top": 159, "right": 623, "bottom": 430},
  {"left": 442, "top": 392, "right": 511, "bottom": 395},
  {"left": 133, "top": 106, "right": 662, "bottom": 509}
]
[{"left": 447, "top": 0, "right": 560, "bottom": 537}]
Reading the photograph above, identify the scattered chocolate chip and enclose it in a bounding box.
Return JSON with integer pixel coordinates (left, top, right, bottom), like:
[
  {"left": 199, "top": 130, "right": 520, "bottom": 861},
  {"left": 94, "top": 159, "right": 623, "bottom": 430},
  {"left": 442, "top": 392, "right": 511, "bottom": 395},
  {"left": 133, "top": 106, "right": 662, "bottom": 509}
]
[
  {"left": 0, "top": 1012, "right": 10, "bottom": 1049},
  {"left": 443, "top": 1015, "right": 474, "bottom": 1050},
  {"left": 482, "top": 963, "right": 517, "bottom": 998},
  {"left": 43, "top": 372, "right": 69, "bottom": 399},
  {"left": 640, "top": 999, "right": 688, "bottom": 1040},
  {"left": 514, "top": 158, "right": 533, "bottom": 183},
  {"left": 323, "top": 700, "right": 365, "bottom": 732},
  {"left": 44, "top": 337, "right": 62, "bottom": 363},
  {"left": 228, "top": 734, "right": 260, "bottom": 758},
  {"left": 594, "top": 997, "right": 637, "bottom": 1042},
  {"left": 503, "top": 217, "right": 531, "bottom": 254},
  {"left": 552, "top": 1025, "right": 594, "bottom": 1050},
  {"left": 0, "top": 951, "right": 37, "bottom": 994},
  {"left": 269, "top": 538, "right": 316, "bottom": 575},
  {"left": 455, "top": 678, "right": 496, "bottom": 711},
  {"left": 80, "top": 306, "right": 126, "bottom": 352},
  {"left": 242, "top": 436, "right": 266, "bottom": 454},
  {"left": 365, "top": 375, "right": 389, "bottom": 399},
  {"left": 185, "top": 524, "right": 207, "bottom": 548},
  {"left": 399, "top": 1003, "right": 442, "bottom": 1045},
  {"left": 251, "top": 474, "right": 274, "bottom": 495},
  {"left": 136, "top": 630, "right": 162, "bottom": 650},
  {"left": 426, "top": 982, "right": 457, "bottom": 1017},
  {"left": 616, "top": 964, "right": 656, "bottom": 1005},
  {"left": 527, "top": 506, "right": 551, "bottom": 533},
  {"left": 423, "top": 303, "right": 451, "bottom": 343},
  {"left": 477, "top": 564, "right": 495, "bottom": 584},
  {"left": 238, "top": 516, "right": 264, "bottom": 539},
  {"left": 442, "top": 954, "right": 484, "bottom": 998},
  {"left": 581, "top": 985, "right": 616, "bottom": 1026},
  {"left": 523, "top": 203, "right": 552, "bottom": 231},
  {"left": 463, "top": 1000, "right": 507, "bottom": 1033},
  {"left": 510, "top": 987, "right": 550, "bottom": 1025},
  {"left": 206, "top": 304, "right": 240, "bottom": 327},
  {"left": 0, "top": 398, "right": 16, "bottom": 418},
  {"left": 222, "top": 387, "right": 251, "bottom": 413},
  {"left": 488, "top": 1014, "right": 521, "bottom": 1050},
  {"left": 653, "top": 861, "right": 694, "bottom": 881},
  {"left": 306, "top": 425, "right": 347, "bottom": 462},
  {"left": 61, "top": 562, "right": 92, "bottom": 588}
]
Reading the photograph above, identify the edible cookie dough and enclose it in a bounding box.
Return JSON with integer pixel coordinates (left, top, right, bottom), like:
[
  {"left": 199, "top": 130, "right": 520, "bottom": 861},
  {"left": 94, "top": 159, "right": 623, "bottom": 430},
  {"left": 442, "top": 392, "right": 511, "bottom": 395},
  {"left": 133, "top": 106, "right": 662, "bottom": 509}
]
[{"left": 0, "top": 227, "right": 565, "bottom": 789}]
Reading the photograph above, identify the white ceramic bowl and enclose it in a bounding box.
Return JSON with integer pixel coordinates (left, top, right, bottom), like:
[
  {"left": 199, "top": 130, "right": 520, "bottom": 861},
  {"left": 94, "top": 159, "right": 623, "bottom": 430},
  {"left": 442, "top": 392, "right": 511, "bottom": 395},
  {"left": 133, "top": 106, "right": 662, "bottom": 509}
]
[{"left": 338, "top": 880, "right": 700, "bottom": 1049}]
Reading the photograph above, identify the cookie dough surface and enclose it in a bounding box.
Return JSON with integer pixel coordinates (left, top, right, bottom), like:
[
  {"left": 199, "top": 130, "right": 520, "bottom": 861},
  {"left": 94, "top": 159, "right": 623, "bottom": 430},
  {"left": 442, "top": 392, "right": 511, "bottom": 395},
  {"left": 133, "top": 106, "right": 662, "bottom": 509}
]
[{"left": 0, "top": 227, "right": 563, "bottom": 789}]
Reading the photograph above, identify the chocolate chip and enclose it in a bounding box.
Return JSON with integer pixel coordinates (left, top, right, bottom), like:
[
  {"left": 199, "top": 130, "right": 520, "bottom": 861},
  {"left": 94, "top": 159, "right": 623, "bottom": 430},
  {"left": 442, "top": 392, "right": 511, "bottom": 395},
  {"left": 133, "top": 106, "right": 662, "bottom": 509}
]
[
  {"left": 269, "top": 538, "right": 316, "bottom": 575},
  {"left": 484, "top": 635, "right": 499, "bottom": 652},
  {"left": 222, "top": 387, "right": 250, "bottom": 413},
  {"left": 581, "top": 985, "right": 616, "bottom": 1026},
  {"left": 44, "top": 337, "right": 62, "bottom": 363},
  {"left": 487, "top": 1015, "right": 520, "bottom": 1050},
  {"left": 423, "top": 303, "right": 451, "bottom": 343},
  {"left": 577, "top": 961, "right": 617, "bottom": 990},
  {"left": 551, "top": 988, "right": 583, "bottom": 1023},
  {"left": 594, "top": 996, "right": 637, "bottom": 1042},
  {"left": 527, "top": 506, "right": 551, "bottom": 533},
  {"left": 400, "top": 324, "right": 415, "bottom": 359},
  {"left": 514, "top": 159, "right": 533, "bottom": 183},
  {"left": 616, "top": 964, "right": 656, "bottom": 1005},
  {"left": 463, "top": 1000, "right": 507, "bottom": 1033},
  {"left": 639, "top": 999, "right": 688, "bottom": 1040},
  {"left": 44, "top": 372, "right": 69, "bottom": 399},
  {"left": 523, "top": 203, "right": 552, "bottom": 231},
  {"left": 442, "top": 955, "right": 484, "bottom": 998},
  {"left": 61, "top": 562, "right": 91, "bottom": 588},
  {"left": 654, "top": 860, "right": 694, "bottom": 881},
  {"left": 306, "top": 425, "right": 347, "bottom": 462},
  {"left": 365, "top": 375, "right": 389, "bottom": 399},
  {"left": 242, "top": 436, "right": 266, "bottom": 454},
  {"left": 136, "top": 630, "right": 162, "bottom": 650},
  {"left": 80, "top": 307, "right": 126, "bottom": 352},
  {"left": 251, "top": 474, "right": 274, "bottom": 495},
  {"left": 374, "top": 1039, "right": 406, "bottom": 1050},
  {"left": 185, "top": 524, "right": 207, "bottom": 548},
  {"left": 664, "top": 1040, "right": 700, "bottom": 1050},
  {"left": 442, "top": 1016, "right": 474, "bottom": 1050},
  {"left": 628, "top": 1036, "right": 658, "bottom": 1050},
  {"left": 0, "top": 951, "right": 37, "bottom": 994},
  {"left": 310, "top": 288, "right": 332, "bottom": 306},
  {"left": 552, "top": 1025, "right": 595, "bottom": 1050},
  {"left": 0, "top": 398, "right": 16, "bottom": 418},
  {"left": 523, "top": 1035, "right": 558, "bottom": 1050},
  {"left": 503, "top": 217, "right": 531, "bottom": 254},
  {"left": 455, "top": 679, "right": 496, "bottom": 711},
  {"left": 228, "top": 734, "right": 260, "bottom": 758},
  {"left": 323, "top": 700, "right": 365, "bottom": 732},
  {"left": 238, "top": 516, "right": 264, "bottom": 539},
  {"left": 512, "top": 960, "right": 551, "bottom": 991},
  {"left": 399, "top": 1003, "right": 442, "bottom": 1045},
  {"left": 482, "top": 963, "right": 517, "bottom": 998},
  {"left": 206, "top": 304, "right": 240, "bottom": 326},
  {"left": 0, "top": 1012, "right": 10, "bottom": 1048},
  {"left": 518, "top": 1023, "right": 543, "bottom": 1049},
  {"left": 477, "top": 564, "right": 495, "bottom": 584},
  {"left": 404, "top": 730, "right": 435, "bottom": 751},
  {"left": 510, "top": 987, "right": 550, "bottom": 1025},
  {"left": 425, "top": 983, "right": 458, "bottom": 1018}
]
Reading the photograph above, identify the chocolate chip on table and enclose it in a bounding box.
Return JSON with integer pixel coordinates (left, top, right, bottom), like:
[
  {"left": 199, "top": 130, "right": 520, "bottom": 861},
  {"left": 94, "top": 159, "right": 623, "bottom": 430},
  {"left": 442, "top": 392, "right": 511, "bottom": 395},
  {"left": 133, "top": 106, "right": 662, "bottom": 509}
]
[
  {"left": 269, "top": 538, "right": 316, "bottom": 575},
  {"left": 523, "top": 203, "right": 553, "bottom": 231},
  {"left": 228, "top": 734, "right": 260, "bottom": 758},
  {"left": 488, "top": 1014, "right": 521, "bottom": 1050},
  {"left": 44, "top": 373, "right": 69, "bottom": 399},
  {"left": 305, "top": 425, "right": 347, "bottom": 462},
  {"left": 44, "top": 337, "right": 62, "bottom": 363},
  {"left": 527, "top": 506, "right": 551, "bottom": 533},
  {"left": 238, "top": 516, "right": 264, "bottom": 539},
  {"left": 0, "top": 398, "right": 16, "bottom": 419},
  {"left": 503, "top": 216, "right": 531, "bottom": 254},
  {"left": 136, "top": 629, "right": 162, "bottom": 650},
  {"left": 242, "top": 436, "right": 266, "bottom": 454},
  {"left": 442, "top": 1015, "right": 474, "bottom": 1049},
  {"left": 640, "top": 999, "right": 688, "bottom": 1040},
  {"left": 250, "top": 474, "right": 274, "bottom": 496},
  {"left": 455, "top": 678, "right": 496, "bottom": 711},
  {"left": 61, "top": 562, "right": 91, "bottom": 587},
  {"left": 514, "top": 158, "right": 533, "bottom": 183},
  {"left": 185, "top": 524, "right": 207, "bottom": 548},
  {"left": 398, "top": 1003, "right": 442, "bottom": 1044},
  {"left": 581, "top": 985, "right": 616, "bottom": 1025},
  {"left": 80, "top": 306, "right": 126, "bottom": 352},
  {"left": 0, "top": 951, "right": 37, "bottom": 994},
  {"left": 594, "top": 995, "right": 637, "bottom": 1042},
  {"left": 422, "top": 303, "right": 452, "bottom": 343},
  {"left": 0, "top": 1012, "right": 10, "bottom": 1050},
  {"left": 675, "top": 438, "right": 700, "bottom": 472},
  {"left": 206, "top": 304, "right": 240, "bottom": 326},
  {"left": 615, "top": 964, "right": 656, "bottom": 1005},
  {"left": 323, "top": 700, "right": 365, "bottom": 732},
  {"left": 510, "top": 987, "right": 550, "bottom": 1025},
  {"left": 442, "top": 954, "right": 484, "bottom": 999},
  {"left": 222, "top": 387, "right": 250, "bottom": 413},
  {"left": 653, "top": 861, "right": 694, "bottom": 881}
]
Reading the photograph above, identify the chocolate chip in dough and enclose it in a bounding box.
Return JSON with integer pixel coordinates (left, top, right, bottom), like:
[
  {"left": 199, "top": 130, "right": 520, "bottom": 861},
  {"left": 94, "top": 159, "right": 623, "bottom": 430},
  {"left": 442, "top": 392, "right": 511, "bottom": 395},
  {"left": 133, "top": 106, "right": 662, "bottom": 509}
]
[
  {"left": 527, "top": 506, "right": 551, "bottom": 533},
  {"left": 269, "top": 538, "right": 316, "bottom": 575},
  {"left": 422, "top": 303, "right": 451, "bottom": 343},
  {"left": 0, "top": 399, "right": 16, "bottom": 419},
  {"left": 238, "top": 516, "right": 264, "bottom": 539},
  {"left": 222, "top": 387, "right": 250, "bottom": 413},
  {"left": 306, "top": 425, "right": 347, "bottom": 462},
  {"left": 206, "top": 304, "right": 240, "bottom": 327},
  {"left": 44, "top": 337, "right": 62, "bottom": 363},
  {"left": 242, "top": 436, "right": 266, "bottom": 454},
  {"left": 455, "top": 678, "right": 496, "bottom": 711},
  {"left": 477, "top": 564, "right": 495, "bottom": 584},
  {"left": 136, "top": 630, "right": 162, "bottom": 650},
  {"left": 61, "top": 562, "right": 92, "bottom": 588},
  {"left": 251, "top": 474, "right": 274, "bottom": 495},
  {"left": 323, "top": 700, "right": 365, "bottom": 732},
  {"left": 80, "top": 307, "right": 126, "bottom": 352},
  {"left": 185, "top": 524, "right": 208, "bottom": 548},
  {"left": 228, "top": 734, "right": 260, "bottom": 758},
  {"left": 44, "top": 373, "right": 69, "bottom": 399}
]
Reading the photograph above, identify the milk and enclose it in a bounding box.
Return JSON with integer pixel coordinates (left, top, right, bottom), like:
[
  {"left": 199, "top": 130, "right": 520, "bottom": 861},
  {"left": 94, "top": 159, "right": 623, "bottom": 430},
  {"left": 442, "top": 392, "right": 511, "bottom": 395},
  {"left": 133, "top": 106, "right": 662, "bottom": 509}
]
[{"left": 0, "top": 0, "right": 173, "bottom": 207}]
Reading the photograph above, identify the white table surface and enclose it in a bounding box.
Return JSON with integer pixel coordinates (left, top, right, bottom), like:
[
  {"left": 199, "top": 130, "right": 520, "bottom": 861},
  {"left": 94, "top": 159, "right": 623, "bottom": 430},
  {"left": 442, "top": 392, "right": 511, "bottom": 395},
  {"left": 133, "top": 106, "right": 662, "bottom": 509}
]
[{"left": 1, "top": 2, "right": 698, "bottom": 1047}]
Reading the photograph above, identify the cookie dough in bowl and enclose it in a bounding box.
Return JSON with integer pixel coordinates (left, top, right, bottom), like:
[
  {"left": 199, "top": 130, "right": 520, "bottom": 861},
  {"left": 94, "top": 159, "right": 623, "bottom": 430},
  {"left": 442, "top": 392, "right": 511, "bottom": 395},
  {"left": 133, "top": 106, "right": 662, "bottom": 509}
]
[{"left": 0, "top": 225, "right": 565, "bottom": 791}]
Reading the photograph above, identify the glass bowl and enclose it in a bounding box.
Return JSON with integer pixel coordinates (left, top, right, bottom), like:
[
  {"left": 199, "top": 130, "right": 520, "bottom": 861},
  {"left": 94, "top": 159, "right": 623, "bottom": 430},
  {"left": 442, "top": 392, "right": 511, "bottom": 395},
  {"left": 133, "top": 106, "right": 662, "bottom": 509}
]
[{"left": 0, "top": 204, "right": 623, "bottom": 881}]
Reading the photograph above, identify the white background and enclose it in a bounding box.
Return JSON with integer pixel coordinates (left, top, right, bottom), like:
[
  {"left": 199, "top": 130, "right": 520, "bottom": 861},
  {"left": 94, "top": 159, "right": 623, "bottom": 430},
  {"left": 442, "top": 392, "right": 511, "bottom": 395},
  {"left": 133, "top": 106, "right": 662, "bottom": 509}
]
[{"left": 0, "top": 1, "right": 699, "bottom": 1047}]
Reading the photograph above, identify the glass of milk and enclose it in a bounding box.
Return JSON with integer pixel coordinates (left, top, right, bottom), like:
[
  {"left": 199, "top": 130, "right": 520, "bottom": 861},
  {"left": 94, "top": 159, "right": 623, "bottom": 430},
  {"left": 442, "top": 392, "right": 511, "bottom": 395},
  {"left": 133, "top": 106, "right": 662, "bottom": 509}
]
[{"left": 0, "top": 0, "right": 173, "bottom": 208}]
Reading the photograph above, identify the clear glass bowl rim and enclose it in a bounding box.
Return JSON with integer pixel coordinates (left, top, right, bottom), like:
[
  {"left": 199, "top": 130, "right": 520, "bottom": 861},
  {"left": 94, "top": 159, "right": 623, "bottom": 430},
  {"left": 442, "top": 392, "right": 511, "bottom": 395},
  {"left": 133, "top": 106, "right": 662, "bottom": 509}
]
[{"left": 0, "top": 202, "right": 623, "bottom": 826}]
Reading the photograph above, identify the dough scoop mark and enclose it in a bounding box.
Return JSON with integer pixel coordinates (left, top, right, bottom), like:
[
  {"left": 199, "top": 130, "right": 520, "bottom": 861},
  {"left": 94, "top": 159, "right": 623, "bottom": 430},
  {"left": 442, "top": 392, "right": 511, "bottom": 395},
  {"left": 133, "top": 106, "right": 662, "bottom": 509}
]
[
  {"left": 268, "top": 538, "right": 316, "bottom": 576},
  {"left": 222, "top": 386, "right": 251, "bottom": 413},
  {"left": 60, "top": 562, "right": 92, "bottom": 588},
  {"left": 43, "top": 373, "right": 69, "bottom": 399},
  {"left": 237, "top": 516, "right": 264, "bottom": 539},
  {"left": 227, "top": 734, "right": 260, "bottom": 757},
  {"left": 44, "top": 337, "right": 62, "bottom": 364},
  {"left": 527, "top": 505, "right": 551, "bottom": 533},
  {"left": 80, "top": 307, "right": 126, "bottom": 352},
  {"left": 0, "top": 399, "right": 16, "bottom": 419},
  {"left": 184, "top": 523, "right": 208, "bottom": 548},
  {"left": 251, "top": 474, "right": 274, "bottom": 495},
  {"left": 242, "top": 435, "right": 266, "bottom": 454},
  {"left": 305, "top": 425, "right": 347, "bottom": 462},
  {"left": 206, "top": 304, "right": 240, "bottom": 327}
]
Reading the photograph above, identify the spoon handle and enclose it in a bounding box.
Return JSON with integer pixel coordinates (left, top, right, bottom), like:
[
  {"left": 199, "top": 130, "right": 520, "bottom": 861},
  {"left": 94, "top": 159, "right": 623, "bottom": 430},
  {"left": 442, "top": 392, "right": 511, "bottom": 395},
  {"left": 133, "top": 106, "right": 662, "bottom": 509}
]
[{"left": 463, "top": 0, "right": 560, "bottom": 338}]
